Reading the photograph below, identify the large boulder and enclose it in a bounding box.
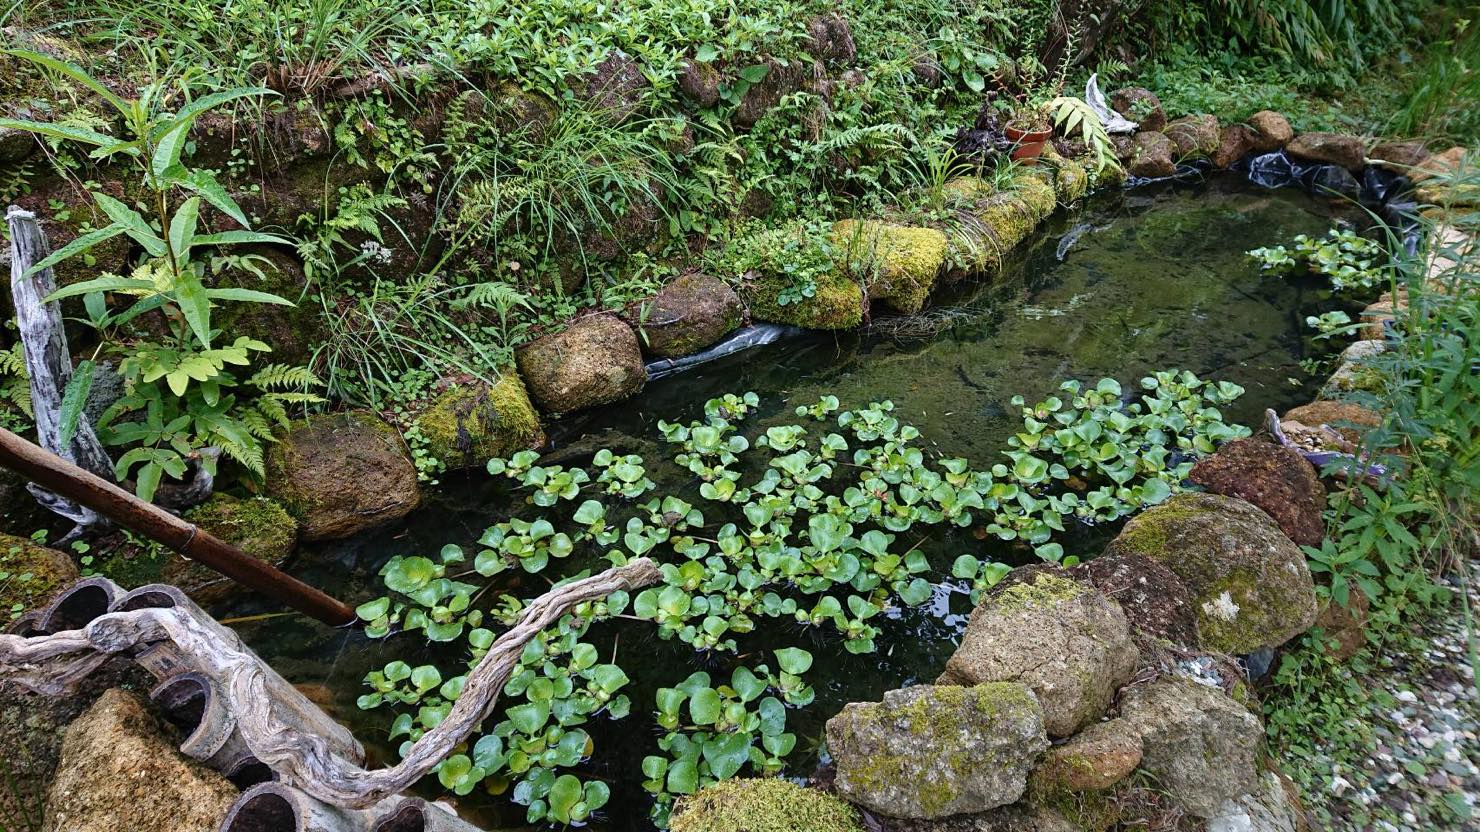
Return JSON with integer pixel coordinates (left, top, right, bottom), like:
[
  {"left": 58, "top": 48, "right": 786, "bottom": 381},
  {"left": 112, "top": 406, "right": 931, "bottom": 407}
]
[
  {"left": 833, "top": 219, "right": 947, "bottom": 314},
  {"left": 827, "top": 683, "right": 1048, "bottom": 819},
  {"left": 414, "top": 374, "right": 545, "bottom": 468},
  {"left": 1126, "top": 132, "right": 1176, "bottom": 179},
  {"left": 1068, "top": 554, "right": 1199, "bottom": 647},
  {"left": 625, "top": 272, "right": 744, "bottom": 358},
  {"left": 1246, "top": 111, "right": 1294, "bottom": 153},
  {"left": 516, "top": 314, "right": 647, "bottom": 414},
  {"left": 1118, "top": 676, "right": 1263, "bottom": 818},
  {"left": 805, "top": 13, "right": 857, "bottom": 63},
  {"left": 0, "top": 533, "right": 78, "bottom": 618},
  {"left": 1163, "top": 115, "right": 1220, "bottom": 160},
  {"left": 1189, "top": 438, "right": 1326, "bottom": 547},
  {"left": 265, "top": 411, "right": 421, "bottom": 541},
  {"left": 163, "top": 495, "right": 298, "bottom": 603},
  {"left": 939, "top": 572, "right": 1139, "bottom": 737},
  {"left": 1109, "top": 88, "right": 1165, "bottom": 133},
  {"left": 1285, "top": 132, "right": 1365, "bottom": 172},
  {"left": 677, "top": 59, "right": 722, "bottom": 108},
  {"left": 42, "top": 689, "right": 238, "bottom": 832},
  {"left": 734, "top": 58, "right": 828, "bottom": 128},
  {"left": 671, "top": 779, "right": 863, "bottom": 832},
  {"left": 1103, "top": 493, "right": 1319, "bottom": 655}
]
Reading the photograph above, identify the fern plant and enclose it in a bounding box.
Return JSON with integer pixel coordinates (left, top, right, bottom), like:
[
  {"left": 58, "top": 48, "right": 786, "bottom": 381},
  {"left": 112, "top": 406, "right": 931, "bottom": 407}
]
[{"left": 1045, "top": 96, "right": 1123, "bottom": 175}]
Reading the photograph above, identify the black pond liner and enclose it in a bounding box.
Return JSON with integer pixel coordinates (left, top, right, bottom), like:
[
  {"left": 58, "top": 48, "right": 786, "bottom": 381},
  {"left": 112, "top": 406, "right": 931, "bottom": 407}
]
[{"left": 650, "top": 152, "right": 1425, "bottom": 384}]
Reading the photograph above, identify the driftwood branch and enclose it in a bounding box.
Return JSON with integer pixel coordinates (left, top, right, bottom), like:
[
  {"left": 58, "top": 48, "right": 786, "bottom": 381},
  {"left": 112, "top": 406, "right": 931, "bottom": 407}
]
[
  {"left": 0, "top": 558, "right": 662, "bottom": 810},
  {"left": 6, "top": 206, "right": 115, "bottom": 530}
]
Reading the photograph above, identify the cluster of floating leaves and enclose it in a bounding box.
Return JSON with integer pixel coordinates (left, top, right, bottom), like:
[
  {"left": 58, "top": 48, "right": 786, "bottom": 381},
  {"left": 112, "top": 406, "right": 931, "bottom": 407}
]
[{"left": 355, "top": 372, "right": 1248, "bottom": 826}]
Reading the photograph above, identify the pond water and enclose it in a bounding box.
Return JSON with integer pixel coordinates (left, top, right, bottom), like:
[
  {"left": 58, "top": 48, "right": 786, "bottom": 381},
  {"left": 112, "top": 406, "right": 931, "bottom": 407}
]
[{"left": 227, "top": 173, "right": 1356, "bottom": 830}]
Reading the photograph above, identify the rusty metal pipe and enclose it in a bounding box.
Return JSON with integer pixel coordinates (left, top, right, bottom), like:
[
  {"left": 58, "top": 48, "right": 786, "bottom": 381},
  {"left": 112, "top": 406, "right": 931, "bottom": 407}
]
[{"left": 0, "top": 427, "right": 355, "bottom": 626}]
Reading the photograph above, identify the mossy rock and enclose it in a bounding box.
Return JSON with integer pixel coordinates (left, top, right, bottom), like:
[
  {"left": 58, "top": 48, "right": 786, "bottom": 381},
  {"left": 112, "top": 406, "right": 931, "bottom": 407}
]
[
  {"left": 265, "top": 411, "right": 421, "bottom": 541},
  {"left": 414, "top": 374, "right": 545, "bottom": 469},
  {"left": 826, "top": 683, "right": 1048, "bottom": 819},
  {"left": 938, "top": 571, "right": 1139, "bottom": 738},
  {"left": 671, "top": 779, "right": 864, "bottom": 832},
  {"left": 1104, "top": 492, "right": 1318, "bottom": 654},
  {"left": 1040, "top": 150, "right": 1090, "bottom": 204},
  {"left": 832, "top": 219, "right": 947, "bottom": 314},
  {"left": 515, "top": 314, "right": 648, "bottom": 415},
  {"left": 0, "top": 533, "right": 78, "bottom": 621},
  {"left": 153, "top": 495, "right": 298, "bottom": 604},
  {"left": 1163, "top": 114, "right": 1220, "bottom": 160},
  {"left": 939, "top": 175, "right": 1056, "bottom": 277},
  {"left": 211, "top": 246, "right": 325, "bottom": 365},
  {"left": 741, "top": 270, "right": 864, "bottom": 331}
]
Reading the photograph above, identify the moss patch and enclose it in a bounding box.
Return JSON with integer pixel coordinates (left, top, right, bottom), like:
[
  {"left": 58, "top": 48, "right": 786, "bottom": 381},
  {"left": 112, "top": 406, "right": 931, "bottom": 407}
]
[
  {"left": 670, "top": 779, "right": 863, "bottom": 832},
  {"left": 0, "top": 533, "right": 78, "bottom": 619},
  {"left": 415, "top": 373, "right": 545, "bottom": 468},
  {"left": 831, "top": 219, "right": 947, "bottom": 314},
  {"left": 742, "top": 270, "right": 864, "bottom": 330}
]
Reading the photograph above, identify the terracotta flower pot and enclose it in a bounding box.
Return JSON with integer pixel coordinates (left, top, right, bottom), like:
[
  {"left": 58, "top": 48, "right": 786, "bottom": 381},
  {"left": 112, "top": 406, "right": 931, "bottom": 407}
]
[{"left": 1005, "top": 123, "right": 1053, "bottom": 165}]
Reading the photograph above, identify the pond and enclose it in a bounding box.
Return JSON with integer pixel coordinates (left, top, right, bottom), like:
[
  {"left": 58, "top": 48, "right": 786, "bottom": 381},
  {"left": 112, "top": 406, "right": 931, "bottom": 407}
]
[{"left": 227, "top": 173, "right": 1356, "bottom": 830}]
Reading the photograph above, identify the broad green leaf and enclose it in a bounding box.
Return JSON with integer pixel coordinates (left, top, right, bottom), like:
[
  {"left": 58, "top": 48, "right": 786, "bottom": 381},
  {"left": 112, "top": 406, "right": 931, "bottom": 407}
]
[
  {"left": 22, "top": 223, "right": 129, "bottom": 280},
  {"left": 204, "top": 287, "right": 295, "bottom": 306},
  {"left": 56, "top": 360, "right": 95, "bottom": 450},
  {"left": 701, "top": 732, "right": 751, "bottom": 779},
  {"left": 0, "top": 117, "right": 116, "bottom": 149},
  {"left": 773, "top": 647, "right": 813, "bottom": 675},
  {"left": 191, "top": 230, "right": 293, "bottom": 247},
  {"left": 168, "top": 197, "right": 201, "bottom": 266},
  {"left": 688, "top": 687, "right": 722, "bottom": 725},
  {"left": 93, "top": 193, "right": 166, "bottom": 257},
  {"left": 172, "top": 271, "right": 213, "bottom": 348},
  {"left": 2, "top": 50, "right": 129, "bottom": 114},
  {"left": 42, "top": 274, "right": 155, "bottom": 303},
  {"left": 171, "top": 167, "right": 249, "bottom": 228}
]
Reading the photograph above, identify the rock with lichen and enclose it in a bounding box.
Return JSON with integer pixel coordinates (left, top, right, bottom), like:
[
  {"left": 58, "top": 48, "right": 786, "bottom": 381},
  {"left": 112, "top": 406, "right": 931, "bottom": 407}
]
[
  {"left": 678, "top": 59, "right": 722, "bottom": 107},
  {"left": 1212, "top": 124, "right": 1256, "bottom": 168},
  {"left": 1127, "top": 132, "right": 1176, "bottom": 178},
  {"left": 1031, "top": 718, "right": 1143, "bottom": 793},
  {"left": 827, "top": 683, "right": 1048, "bottom": 819},
  {"left": 671, "top": 779, "right": 863, "bottom": 832},
  {"left": 1283, "top": 400, "right": 1381, "bottom": 447},
  {"left": 516, "top": 314, "right": 647, "bottom": 414},
  {"left": 566, "top": 48, "right": 649, "bottom": 121},
  {"left": 1189, "top": 438, "right": 1326, "bottom": 547},
  {"left": 1163, "top": 114, "right": 1220, "bottom": 160},
  {"left": 1246, "top": 111, "right": 1294, "bottom": 153},
  {"left": 832, "top": 219, "right": 947, "bottom": 314},
  {"left": 0, "top": 533, "right": 78, "bottom": 620},
  {"left": 1118, "top": 675, "right": 1263, "bottom": 818},
  {"left": 42, "top": 689, "right": 238, "bottom": 832},
  {"left": 265, "top": 411, "right": 420, "bottom": 541},
  {"left": 938, "top": 572, "right": 1139, "bottom": 737},
  {"left": 1109, "top": 88, "right": 1165, "bottom": 132},
  {"left": 624, "top": 273, "right": 744, "bottom": 358},
  {"left": 1285, "top": 132, "right": 1365, "bottom": 172},
  {"left": 1103, "top": 493, "right": 1318, "bottom": 655},
  {"left": 1068, "top": 553, "right": 1200, "bottom": 647},
  {"left": 414, "top": 374, "right": 545, "bottom": 468}
]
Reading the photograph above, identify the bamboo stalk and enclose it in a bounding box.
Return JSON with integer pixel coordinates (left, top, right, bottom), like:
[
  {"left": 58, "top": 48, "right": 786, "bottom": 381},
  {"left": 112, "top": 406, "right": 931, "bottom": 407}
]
[{"left": 0, "top": 426, "right": 356, "bottom": 626}]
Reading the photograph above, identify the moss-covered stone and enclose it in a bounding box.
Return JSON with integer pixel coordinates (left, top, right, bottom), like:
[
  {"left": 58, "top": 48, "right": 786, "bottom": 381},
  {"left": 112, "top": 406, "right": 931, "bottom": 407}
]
[
  {"left": 671, "top": 779, "right": 864, "bottom": 832},
  {"left": 832, "top": 219, "right": 947, "bottom": 314},
  {"left": 742, "top": 271, "right": 864, "bottom": 330},
  {"left": 1040, "top": 150, "right": 1090, "bottom": 203},
  {"left": 211, "top": 246, "right": 324, "bottom": 365},
  {"left": 939, "top": 571, "right": 1139, "bottom": 738},
  {"left": 141, "top": 495, "right": 300, "bottom": 604},
  {"left": 1163, "top": 114, "right": 1220, "bottom": 160},
  {"left": 1105, "top": 492, "right": 1318, "bottom": 654},
  {"left": 0, "top": 533, "right": 78, "bottom": 620},
  {"left": 265, "top": 411, "right": 421, "bottom": 541},
  {"left": 938, "top": 174, "right": 1057, "bottom": 277},
  {"left": 414, "top": 373, "right": 545, "bottom": 469},
  {"left": 827, "top": 683, "right": 1048, "bottom": 819}
]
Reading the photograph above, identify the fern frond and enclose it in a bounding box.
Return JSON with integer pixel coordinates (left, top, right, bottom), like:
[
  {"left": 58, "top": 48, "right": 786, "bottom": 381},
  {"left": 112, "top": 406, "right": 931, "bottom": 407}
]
[{"left": 247, "top": 363, "right": 323, "bottom": 391}]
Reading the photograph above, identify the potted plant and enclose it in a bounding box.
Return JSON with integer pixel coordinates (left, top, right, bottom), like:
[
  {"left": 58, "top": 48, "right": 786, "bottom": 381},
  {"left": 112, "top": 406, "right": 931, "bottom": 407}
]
[{"left": 1004, "top": 107, "right": 1053, "bottom": 165}]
